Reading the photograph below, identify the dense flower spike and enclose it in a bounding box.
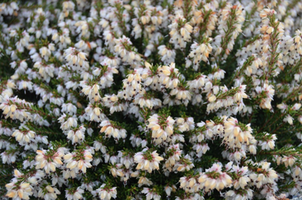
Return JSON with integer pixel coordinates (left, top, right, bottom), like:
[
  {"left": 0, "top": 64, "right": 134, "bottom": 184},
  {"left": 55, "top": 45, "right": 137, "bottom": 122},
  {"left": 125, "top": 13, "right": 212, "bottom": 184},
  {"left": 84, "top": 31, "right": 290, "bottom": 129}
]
[{"left": 1, "top": 0, "right": 302, "bottom": 199}]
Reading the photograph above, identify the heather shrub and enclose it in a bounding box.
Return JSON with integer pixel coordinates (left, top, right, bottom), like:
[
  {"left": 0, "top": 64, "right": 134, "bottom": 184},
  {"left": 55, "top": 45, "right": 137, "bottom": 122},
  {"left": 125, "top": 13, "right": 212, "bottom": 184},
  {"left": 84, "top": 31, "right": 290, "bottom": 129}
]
[{"left": 1, "top": 0, "right": 302, "bottom": 199}]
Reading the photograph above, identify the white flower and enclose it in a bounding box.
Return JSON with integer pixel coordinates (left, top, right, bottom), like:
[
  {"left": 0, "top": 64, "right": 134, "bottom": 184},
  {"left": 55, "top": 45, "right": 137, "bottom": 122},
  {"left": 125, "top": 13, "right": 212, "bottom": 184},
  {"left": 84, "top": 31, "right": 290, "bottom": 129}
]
[
  {"left": 6, "top": 173, "right": 33, "bottom": 200},
  {"left": 12, "top": 130, "right": 35, "bottom": 144},
  {"left": 134, "top": 149, "right": 163, "bottom": 173},
  {"left": 100, "top": 120, "right": 127, "bottom": 140},
  {"left": 66, "top": 125, "right": 86, "bottom": 144},
  {"left": 96, "top": 184, "right": 117, "bottom": 200},
  {"left": 141, "top": 187, "right": 161, "bottom": 200},
  {"left": 198, "top": 163, "right": 232, "bottom": 191},
  {"left": 58, "top": 114, "right": 78, "bottom": 131},
  {"left": 38, "top": 185, "right": 61, "bottom": 200},
  {"left": 64, "top": 149, "right": 93, "bottom": 173},
  {"left": 35, "top": 148, "right": 64, "bottom": 174},
  {"left": 284, "top": 115, "right": 294, "bottom": 125},
  {"left": 66, "top": 188, "right": 84, "bottom": 200}
]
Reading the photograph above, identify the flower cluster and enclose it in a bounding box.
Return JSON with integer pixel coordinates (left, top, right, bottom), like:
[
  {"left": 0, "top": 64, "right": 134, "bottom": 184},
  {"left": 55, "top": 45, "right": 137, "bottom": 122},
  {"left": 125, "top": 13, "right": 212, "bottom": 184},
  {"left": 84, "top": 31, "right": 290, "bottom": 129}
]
[{"left": 1, "top": 0, "right": 302, "bottom": 199}]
